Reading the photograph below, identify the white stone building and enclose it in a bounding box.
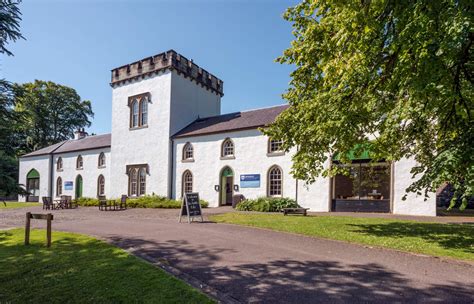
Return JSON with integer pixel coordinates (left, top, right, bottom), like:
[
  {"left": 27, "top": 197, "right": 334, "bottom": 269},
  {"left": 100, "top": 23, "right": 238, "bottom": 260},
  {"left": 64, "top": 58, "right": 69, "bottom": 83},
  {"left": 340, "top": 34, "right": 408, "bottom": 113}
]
[{"left": 19, "top": 50, "right": 436, "bottom": 216}]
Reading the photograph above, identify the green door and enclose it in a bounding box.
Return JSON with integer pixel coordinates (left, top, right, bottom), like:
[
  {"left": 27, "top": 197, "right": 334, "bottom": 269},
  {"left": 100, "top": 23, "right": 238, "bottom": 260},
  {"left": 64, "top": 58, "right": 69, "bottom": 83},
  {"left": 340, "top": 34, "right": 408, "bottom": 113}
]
[{"left": 75, "top": 175, "right": 83, "bottom": 199}]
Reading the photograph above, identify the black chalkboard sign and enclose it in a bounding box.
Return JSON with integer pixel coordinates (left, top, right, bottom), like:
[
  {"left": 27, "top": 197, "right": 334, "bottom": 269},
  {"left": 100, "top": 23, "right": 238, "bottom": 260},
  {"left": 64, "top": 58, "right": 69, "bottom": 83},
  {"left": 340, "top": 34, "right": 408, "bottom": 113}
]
[{"left": 179, "top": 192, "right": 203, "bottom": 223}]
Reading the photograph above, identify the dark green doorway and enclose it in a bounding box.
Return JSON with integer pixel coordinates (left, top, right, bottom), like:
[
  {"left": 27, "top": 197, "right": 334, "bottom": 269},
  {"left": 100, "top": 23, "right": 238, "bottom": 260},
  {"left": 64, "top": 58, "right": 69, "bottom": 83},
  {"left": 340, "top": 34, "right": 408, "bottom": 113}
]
[
  {"left": 75, "top": 175, "right": 83, "bottom": 199},
  {"left": 220, "top": 166, "right": 234, "bottom": 206}
]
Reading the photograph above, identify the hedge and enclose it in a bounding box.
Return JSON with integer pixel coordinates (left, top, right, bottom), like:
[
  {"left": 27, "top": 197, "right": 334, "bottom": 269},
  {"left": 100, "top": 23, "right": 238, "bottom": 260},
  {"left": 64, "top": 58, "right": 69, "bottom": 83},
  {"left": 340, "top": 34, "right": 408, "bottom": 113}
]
[
  {"left": 235, "top": 197, "right": 299, "bottom": 212},
  {"left": 75, "top": 195, "right": 209, "bottom": 209}
]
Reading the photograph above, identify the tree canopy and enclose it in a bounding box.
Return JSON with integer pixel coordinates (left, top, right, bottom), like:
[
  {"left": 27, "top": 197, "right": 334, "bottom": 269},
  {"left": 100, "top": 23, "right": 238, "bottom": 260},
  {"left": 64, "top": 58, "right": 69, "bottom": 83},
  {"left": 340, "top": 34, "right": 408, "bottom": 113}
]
[
  {"left": 266, "top": 0, "right": 473, "bottom": 208},
  {"left": 13, "top": 80, "right": 94, "bottom": 154}
]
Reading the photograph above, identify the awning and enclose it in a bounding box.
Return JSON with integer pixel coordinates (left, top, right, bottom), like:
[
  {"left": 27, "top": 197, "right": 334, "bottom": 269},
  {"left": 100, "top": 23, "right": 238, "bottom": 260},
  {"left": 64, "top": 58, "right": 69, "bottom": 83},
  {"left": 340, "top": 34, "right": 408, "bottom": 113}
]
[{"left": 332, "top": 143, "right": 372, "bottom": 161}]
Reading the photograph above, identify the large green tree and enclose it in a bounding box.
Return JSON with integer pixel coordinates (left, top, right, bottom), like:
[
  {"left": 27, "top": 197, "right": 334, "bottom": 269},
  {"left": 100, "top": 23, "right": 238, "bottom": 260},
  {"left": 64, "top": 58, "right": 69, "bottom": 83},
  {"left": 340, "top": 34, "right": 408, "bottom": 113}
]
[
  {"left": 0, "top": 0, "right": 25, "bottom": 197},
  {"left": 14, "top": 80, "right": 94, "bottom": 154},
  {"left": 266, "top": 0, "right": 473, "bottom": 208}
]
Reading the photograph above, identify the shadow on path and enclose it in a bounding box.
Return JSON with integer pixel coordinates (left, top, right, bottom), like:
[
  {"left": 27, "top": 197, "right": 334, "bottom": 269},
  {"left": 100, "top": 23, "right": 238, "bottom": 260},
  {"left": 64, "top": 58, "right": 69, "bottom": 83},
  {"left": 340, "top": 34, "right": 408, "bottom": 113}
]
[{"left": 108, "top": 236, "right": 474, "bottom": 303}]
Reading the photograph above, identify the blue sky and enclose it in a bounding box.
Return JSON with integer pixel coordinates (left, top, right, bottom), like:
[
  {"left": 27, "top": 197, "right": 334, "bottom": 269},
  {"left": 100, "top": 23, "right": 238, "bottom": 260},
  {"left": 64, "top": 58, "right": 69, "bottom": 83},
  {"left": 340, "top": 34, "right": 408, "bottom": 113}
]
[{"left": 2, "top": 0, "right": 298, "bottom": 135}]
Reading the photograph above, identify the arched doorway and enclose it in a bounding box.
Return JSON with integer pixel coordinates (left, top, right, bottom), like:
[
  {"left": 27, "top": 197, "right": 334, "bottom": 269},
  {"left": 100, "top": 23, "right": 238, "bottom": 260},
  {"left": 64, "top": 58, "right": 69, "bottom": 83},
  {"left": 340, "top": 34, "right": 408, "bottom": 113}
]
[
  {"left": 26, "top": 169, "right": 40, "bottom": 202},
  {"left": 75, "top": 175, "right": 83, "bottom": 199},
  {"left": 219, "top": 166, "right": 234, "bottom": 206}
]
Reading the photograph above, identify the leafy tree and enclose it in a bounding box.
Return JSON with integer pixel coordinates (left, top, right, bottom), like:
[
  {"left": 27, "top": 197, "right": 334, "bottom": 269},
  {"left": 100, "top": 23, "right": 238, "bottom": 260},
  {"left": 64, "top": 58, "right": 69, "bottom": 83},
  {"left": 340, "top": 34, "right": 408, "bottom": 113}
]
[
  {"left": 14, "top": 80, "right": 94, "bottom": 154},
  {"left": 0, "top": 0, "right": 25, "bottom": 198},
  {"left": 266, "top": 0, "right": 473, "bottom": 208}
]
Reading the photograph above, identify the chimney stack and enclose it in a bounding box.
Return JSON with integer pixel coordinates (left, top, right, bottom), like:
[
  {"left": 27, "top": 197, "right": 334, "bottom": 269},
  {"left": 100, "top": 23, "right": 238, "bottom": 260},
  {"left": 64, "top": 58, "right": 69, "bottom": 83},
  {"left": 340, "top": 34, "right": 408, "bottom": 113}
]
[{"left": 74, "top": 128, "right": 88, "bottom": 140}]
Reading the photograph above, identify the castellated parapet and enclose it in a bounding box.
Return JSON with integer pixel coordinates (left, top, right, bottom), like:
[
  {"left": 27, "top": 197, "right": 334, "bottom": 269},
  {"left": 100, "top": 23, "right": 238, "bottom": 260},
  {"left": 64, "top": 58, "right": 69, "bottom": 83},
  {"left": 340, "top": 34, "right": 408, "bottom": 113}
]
[{"left": 110, "top": 49, "right": 224, "bottom": 96}]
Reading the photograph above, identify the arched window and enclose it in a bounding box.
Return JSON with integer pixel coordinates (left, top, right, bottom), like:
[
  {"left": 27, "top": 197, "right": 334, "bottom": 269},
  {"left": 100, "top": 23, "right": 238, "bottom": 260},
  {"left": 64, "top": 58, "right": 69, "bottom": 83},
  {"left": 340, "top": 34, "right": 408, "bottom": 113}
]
[
  {"left": 267, "top": 165, "right": 283, "bottom": 197},
  {"left": 56, "top": 177, "right": 62, "bottom": 196},
  {"left": 221, "top": 138, "right": 234, "bottom": 157},
  {"left": 97, "top": 175, "right": 105, "bottom": 196},
  {"left": 183, "top": 142, "right": 194, "bottom": 160},
  {"left": 76, "top": 155, "right": 83, "bottom": 169},
  {"left": 56, "top": 157, "right": 63, "bottom": 171},
  {"left": 98, "top": 152, "right": 106, "bottom": 168},
  {"left": 129, "top": 168, "right": 138, "bottom": 196},
  {"left": 268, "top": 138, "right": 284, "bottom": 153},
  {"left": 140, "top": 98, "right": 148, "bottom": 126},
  {"left": 182, "top": 170, "right": 193, "bottom": 196},
  {"left": 131, "top": 100, "right": 139, "bottom": 128},
  {"left": 139, "top": 168, "right": 146, "bottom": 196}
]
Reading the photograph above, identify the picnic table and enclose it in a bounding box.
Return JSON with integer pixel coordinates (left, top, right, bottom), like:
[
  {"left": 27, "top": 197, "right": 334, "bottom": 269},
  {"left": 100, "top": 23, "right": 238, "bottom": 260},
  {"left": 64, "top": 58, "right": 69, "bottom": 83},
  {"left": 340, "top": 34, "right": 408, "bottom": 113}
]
[{"left": 282, "top": 208, "right": 309, "bottom": 216}]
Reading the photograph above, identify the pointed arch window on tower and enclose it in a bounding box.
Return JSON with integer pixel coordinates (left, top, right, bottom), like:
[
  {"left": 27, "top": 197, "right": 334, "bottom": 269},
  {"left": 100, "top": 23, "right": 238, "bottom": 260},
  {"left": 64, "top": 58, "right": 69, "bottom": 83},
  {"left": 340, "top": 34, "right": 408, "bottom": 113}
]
[
  {"left": 129, "top": 93, "right": 150, "bottom": 129},
  {"left": 131, "top": 100, "right": 139, "bottom": 128}
]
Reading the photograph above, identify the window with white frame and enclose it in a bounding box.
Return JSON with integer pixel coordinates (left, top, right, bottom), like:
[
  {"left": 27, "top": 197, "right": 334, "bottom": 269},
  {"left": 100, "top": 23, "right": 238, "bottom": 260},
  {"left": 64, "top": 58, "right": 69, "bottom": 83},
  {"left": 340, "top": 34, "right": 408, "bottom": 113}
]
[
  {"left": 139, "top": 168, "right": 146, "bottom": 196},
  {"left": 140, "top": 97, "right": 148, "bottom": 126},
  {"left": 268, "top": 138, "right": 284, "bottom": 153},
  {"left": 129, "top": 168, "right": 138, "bottom": 196},
  {"left": 56, "top": 177, "right": 62, "bottom": 196},
  {"left": 98, "top": 152, "right": 106, "bottom": 168},
  {"left": 131, "top": 100, "right": 139, "bottom": 128},
  {"left": 182, "top": 170, "right": 193, "bottom": 196},
  {"left": 57, "top": 157, "right": 63, "bottom": 171},
  {"left": 268, "top": 166, "right": 283, "bottom": 197},
  {"left": 183, "top": 142, "right": 194, "bottom": 160},
  {"left": 97, "top": 175, "right": 105, "bottom": 196},
  {"left": 76, "top": 155, "right": 83, "bottom": 169},
  {"left": 221, "top": 138, "right": 234, "bottom": 157}
]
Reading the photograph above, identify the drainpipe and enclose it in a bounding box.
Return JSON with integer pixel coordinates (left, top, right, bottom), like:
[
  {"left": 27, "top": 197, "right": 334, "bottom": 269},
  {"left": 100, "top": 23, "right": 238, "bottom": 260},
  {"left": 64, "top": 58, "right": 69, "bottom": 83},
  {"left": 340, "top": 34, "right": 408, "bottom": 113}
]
[
  {"left": 169, "top": 138, "right": 174, "bottom": 200},
  {"left": 48, "top": 153, "right": 54, "bottom": 198}
]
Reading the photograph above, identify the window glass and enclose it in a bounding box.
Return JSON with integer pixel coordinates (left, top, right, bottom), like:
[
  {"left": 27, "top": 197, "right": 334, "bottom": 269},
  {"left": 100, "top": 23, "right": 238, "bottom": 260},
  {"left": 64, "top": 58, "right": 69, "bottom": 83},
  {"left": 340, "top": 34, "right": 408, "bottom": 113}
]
[
  {"left": 98, "top": 175, "right": 105, "bottom": 196},
  {"left": 130, "top": 169, "right": 138, "bottom": 196},
  {"left": 76, "top": 155, "right": 83, "bottom": 169},
  {"left": 183, "top": 171, "right": 193, "bottom": 195},
  {"left": 222, "top": 139, "right": 234, "bottom": 157},
  {"left": 268, "top": 166, "right": 282, "bottom": 196},
  {"left": 56, "top": 177, "right": 62, "bottom": 196},
  {"left": 269, "top": 139, "right": 284, "bottom": 153},
  {"left": 139, "top": 169, "right": 146, "bottom": 195},
  {"left": 183, "top": 143, "right": 193, "bottom": 160},
  {"left": 57, "top": 157, "right": 63, "bottom": 170},
  {"left": 132, "top": 100, "right": 139, "bottom": 127},
  {"left": 140, "top": 99, "right": 148, "bottom": 126},
  {"left": 98, "top": 153, "right": 105, "bottom": 167}
]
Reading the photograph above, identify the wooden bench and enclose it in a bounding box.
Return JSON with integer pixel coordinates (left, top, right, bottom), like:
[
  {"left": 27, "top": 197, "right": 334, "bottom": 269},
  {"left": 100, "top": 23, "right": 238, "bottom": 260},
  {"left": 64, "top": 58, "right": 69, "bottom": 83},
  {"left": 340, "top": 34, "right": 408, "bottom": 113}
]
[{"left": 282, "top": 208, "right": 309, "bottom": 216}]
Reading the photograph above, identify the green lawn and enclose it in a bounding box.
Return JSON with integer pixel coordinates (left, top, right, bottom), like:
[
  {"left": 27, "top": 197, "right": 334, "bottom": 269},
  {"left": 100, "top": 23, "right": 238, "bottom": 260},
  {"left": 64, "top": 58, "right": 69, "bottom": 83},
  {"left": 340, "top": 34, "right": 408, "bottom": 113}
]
[
  {"left": 0, "top": 201, "right": 40, "bottom": 209},
  {"left": 0, "top": 229, "right": 214, "bottom": 304},
  {"left": 210, "top": 213, "right": 474, "bottom": 261}
]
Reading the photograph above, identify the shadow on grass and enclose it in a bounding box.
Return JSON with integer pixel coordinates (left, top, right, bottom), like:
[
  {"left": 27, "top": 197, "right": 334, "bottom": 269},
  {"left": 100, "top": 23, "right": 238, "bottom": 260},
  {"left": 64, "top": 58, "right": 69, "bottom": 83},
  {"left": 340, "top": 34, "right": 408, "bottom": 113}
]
[
  {"left": 348, "top": 222, "right": 474, "bottom": 254},
  {"left": 0, "top": 229, "right": 213, "bottom": 304},
  {"left": 107, "top": 235, "right": 474, "bottom": 303}
]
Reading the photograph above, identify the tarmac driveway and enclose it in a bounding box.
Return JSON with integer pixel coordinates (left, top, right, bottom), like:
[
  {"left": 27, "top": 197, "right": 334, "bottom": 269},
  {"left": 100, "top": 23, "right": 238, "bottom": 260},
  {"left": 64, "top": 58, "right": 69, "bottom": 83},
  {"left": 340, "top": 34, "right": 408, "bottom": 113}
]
[{"left": 1, "top": 206, "right": 473, "bottom": 303}]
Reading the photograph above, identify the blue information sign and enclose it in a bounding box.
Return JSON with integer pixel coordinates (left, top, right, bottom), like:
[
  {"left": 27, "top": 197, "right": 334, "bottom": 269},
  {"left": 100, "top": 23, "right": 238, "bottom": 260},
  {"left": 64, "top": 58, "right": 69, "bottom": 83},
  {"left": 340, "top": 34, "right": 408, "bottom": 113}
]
[
  {"left": 240, "top": 174, "right": 260, "bottom": 188},
  {"left": 64, "top": 181, "right": 73, "bottom": 190}
]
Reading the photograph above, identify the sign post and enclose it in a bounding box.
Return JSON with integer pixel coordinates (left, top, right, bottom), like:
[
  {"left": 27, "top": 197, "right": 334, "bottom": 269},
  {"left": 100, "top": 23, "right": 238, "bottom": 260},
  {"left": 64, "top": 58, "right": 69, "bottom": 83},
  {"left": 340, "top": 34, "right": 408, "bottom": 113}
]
[
  {"left": 179, "top": 192, "right": 203, "bottom": 223},
  {"left": 25, "top": 212, "right": 54, "bottom": 247}
]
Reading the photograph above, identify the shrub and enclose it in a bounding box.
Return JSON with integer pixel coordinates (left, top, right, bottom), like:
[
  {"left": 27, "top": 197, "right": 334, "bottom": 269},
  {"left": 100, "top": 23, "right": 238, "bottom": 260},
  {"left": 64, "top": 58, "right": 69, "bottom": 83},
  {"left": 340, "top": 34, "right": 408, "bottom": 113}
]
[
  {"left": 75, "top": 197, "right": 99, "bottom": 206},
  {"left": 75, "top": 195, "right": 209, "bottom": 209},
  {"left": 236, "top": 197, "right": 299, "bottom": 212}
]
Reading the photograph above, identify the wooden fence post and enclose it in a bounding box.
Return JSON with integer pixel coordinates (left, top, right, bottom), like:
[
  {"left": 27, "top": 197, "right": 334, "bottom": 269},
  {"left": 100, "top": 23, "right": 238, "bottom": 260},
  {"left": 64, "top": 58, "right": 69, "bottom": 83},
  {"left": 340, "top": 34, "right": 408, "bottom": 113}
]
[
  {"left": 25, "top": 212, "right": 31, "bottom": 245},
  {"left": 46, "top": 213, "right": 52, "bottom": 247}
]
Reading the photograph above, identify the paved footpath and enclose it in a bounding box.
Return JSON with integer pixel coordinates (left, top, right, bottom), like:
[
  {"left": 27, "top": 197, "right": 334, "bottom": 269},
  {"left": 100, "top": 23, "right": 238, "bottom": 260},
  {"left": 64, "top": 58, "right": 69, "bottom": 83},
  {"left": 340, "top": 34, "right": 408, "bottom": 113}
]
[{"left": 1, "top": 206, "right": 473, "bottom": 303}]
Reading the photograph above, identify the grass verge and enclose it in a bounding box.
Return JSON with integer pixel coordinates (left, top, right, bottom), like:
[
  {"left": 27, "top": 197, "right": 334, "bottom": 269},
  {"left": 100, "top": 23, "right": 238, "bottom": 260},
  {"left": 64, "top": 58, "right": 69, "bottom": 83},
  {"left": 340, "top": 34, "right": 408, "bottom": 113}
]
[
  {"left": 0, "top": 228, "right": 214, "bottom": 303},
  {"left": 0, "top": 202, "right": 40, "bottom": 209},
  {"left": 210, "top": 213, "right": 474, "bottom": 261}
]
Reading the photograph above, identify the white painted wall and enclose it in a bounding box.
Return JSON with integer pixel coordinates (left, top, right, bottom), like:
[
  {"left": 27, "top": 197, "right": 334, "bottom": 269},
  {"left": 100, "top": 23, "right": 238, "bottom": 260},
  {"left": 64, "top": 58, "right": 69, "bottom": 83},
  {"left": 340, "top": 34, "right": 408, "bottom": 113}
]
[
  {"left": 110, "top": 71, "right": 173, "bottom": 198},
  {"left": 392, "top": 157, "right": 436, "bottom": 216},
  {"left": 18, "top": 155, "right": 51, "bottom": 202},
  {"left": 110, "top": 69, "right": 221, "bottom": 199},
  {"left": 173, "top": 129, "right": 297, "bottom": 207},
  {"left": 52, "top": 148, "right": 111, "bottom": 199}
]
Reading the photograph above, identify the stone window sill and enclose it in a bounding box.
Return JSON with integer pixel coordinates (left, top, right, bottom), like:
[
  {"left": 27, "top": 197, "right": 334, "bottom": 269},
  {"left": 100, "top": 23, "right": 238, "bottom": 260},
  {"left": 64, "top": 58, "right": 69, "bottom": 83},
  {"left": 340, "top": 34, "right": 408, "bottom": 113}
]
[
  {"left": 98, "top": 166, "right": 106, "bottom": 169},
  {"left": 129, "top": 125, "right": 148, "bottom": 131},
  {"left": 220, "top": 156, "right": 235, "bottom": 160},
  {"left": 267, "top": 152, "right": 285, "bottom": 157},
  {"left": 56, "top": 169, "right": 63, "bottom": 172},
  {"left": 76, "top": 168, "right": 83, "bottom": 170},
  {"left": 182, "top": 159, "right": 195, "bottom": 163}
]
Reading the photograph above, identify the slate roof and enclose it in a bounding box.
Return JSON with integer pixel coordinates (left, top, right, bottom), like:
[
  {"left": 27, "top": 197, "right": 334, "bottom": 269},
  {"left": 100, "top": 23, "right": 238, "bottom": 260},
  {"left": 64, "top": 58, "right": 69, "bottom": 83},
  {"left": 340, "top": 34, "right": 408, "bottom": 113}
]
[
  {"left": 21, "top": 134, "right": 111, "bottom": 158},
  {"left": 173, "top": 104, "right": 289, "bottom": 138}
]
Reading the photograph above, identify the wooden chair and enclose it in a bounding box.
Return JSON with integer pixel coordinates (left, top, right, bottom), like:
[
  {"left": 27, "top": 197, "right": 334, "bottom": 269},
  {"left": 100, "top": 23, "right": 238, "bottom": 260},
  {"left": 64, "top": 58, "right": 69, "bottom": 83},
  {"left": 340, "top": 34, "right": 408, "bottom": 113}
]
[
  {"left": 98, "top": 196, "right": 107, "bottom": 211},
  {"left": 42, "top": 197, "right": 52, "bottom": 210},
  {"left": 119, "top": 195, "right": 127, "bottom": 210}
]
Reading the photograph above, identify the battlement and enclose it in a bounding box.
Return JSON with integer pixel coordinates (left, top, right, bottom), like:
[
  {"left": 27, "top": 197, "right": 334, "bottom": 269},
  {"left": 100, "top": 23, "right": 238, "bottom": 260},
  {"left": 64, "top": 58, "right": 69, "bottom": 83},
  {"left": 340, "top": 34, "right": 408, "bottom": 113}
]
[{"left": 110, "top": 50, "right": 224, "bottom": 96}]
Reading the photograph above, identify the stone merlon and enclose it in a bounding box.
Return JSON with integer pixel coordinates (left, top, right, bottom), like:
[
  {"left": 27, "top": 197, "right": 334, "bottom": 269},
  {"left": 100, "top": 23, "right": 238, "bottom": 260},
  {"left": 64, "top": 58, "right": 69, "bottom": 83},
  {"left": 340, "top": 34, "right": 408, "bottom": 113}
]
[{"left": 110, "top": 49, "right": 224, "bottom": 96}]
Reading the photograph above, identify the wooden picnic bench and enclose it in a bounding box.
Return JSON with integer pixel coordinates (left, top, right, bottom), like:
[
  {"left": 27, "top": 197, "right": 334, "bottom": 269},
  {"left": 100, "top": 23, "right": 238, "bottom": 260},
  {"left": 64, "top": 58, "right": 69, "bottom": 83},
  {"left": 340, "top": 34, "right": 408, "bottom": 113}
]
[
  {"left": 98, "top": 195, "right": 127, "bottom": 211},
  {"left": 282, "top": 208, "right": 309, "bottom": 216}
]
